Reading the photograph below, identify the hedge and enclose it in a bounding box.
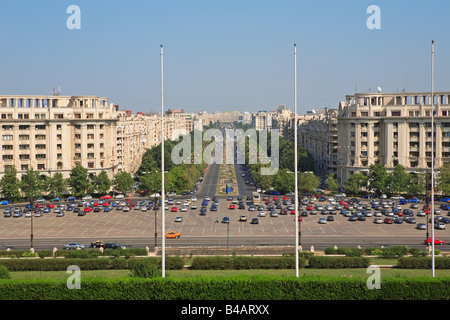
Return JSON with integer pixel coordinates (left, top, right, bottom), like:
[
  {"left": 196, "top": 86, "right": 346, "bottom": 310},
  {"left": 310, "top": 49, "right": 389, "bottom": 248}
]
[
  {"left": 397, "top": 257, "right": 450, "bottom": 269},
  {"left": 190, "top": 256, "right": 307, "bottom": 270},
  {"left": 0, "top": 276, "right": 448, "bottom": 300},
  {"left": 307, "top": 256, "right": 370, "bottom": 269},
  {"left": 0, "top": 257, "right": 184, "bottom": 272}
]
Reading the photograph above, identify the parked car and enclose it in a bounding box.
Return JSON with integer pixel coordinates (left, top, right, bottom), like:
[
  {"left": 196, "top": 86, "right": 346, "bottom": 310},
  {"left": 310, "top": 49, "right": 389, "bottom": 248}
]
[
  {"left": 90, "top": 240, "right": 105, "bottom": 248},
  {"left": 416, "top": 223, "right": 426, "bottom": 230}
]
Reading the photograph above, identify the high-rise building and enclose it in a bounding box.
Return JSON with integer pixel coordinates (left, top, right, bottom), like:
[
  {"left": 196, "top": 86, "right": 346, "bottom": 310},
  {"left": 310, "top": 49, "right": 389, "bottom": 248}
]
[{"left": 337, "top": 91, "right": 450, "bottom": 183}]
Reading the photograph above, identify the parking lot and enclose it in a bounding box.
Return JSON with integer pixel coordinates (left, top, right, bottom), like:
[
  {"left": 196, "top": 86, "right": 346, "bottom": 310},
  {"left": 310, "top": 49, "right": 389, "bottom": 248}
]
[{"left": 1, "top": 194, "right": 449, "bottom": 250}]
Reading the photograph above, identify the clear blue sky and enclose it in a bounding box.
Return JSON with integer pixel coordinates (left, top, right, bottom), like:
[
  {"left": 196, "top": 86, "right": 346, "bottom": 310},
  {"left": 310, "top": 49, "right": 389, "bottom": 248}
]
[{"left": 0, "top": 0, "right": 449, "bottom": 114}]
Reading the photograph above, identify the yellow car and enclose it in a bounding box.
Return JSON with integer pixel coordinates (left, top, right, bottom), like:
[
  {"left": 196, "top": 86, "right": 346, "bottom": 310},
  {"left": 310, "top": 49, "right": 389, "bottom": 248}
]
[{"left": 165, "top": 231, "right": 181, "bottom": 239}]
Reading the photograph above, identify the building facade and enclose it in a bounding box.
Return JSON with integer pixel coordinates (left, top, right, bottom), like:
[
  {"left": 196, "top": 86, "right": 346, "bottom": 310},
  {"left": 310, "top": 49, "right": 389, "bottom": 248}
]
[
  {"left": 0, "top": 95, "right": 197, "bottom": 181},
  {"left": 337, "top": 91, "right": 450, "bottom": 182}
]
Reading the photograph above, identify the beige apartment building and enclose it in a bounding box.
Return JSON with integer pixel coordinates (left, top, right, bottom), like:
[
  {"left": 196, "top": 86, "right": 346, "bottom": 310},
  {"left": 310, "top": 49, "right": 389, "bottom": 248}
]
[
  {"left": 298, "top": 108, "right": 338, "bottom": 177},
  {"left": 0, "top": 95, "right": 196, "bottom": 181},
  {"left": 337, "top": 91, "right": 450, "bottom": 183}
]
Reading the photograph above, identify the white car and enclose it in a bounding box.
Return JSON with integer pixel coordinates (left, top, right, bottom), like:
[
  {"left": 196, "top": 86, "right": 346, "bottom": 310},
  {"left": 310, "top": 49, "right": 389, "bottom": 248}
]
[
  {"left": 259, "top": 211, "right": 266, "bottom": 217},
  {"left": 191, "top": 204, "right": 197, "bottom": 209},
  {"left": 191, "top": 196, "right": 197, "bottom": 202},
  {"left": 114, "top": 194, "right": 124, "bottom": 199},
  {"left": 174, "top": 216, "right": 182, "bottom": 222},
  {"left": 141, "top": 207, "right": 148, "bottom": 212},
  {"left": 180, "top": 205, "right": 187, "bottom": 212},
  {"left": 318, "top": 217, "right": 327, "bottom": 224},
  {"left": 435, "top": 222, "right": 446, "bottom": 230},
  {"left": 82, "top": 196, "right": 92, "bottom": 201},
  {"left": 374, "top": 217, "right": 383, "bottom": 224}
]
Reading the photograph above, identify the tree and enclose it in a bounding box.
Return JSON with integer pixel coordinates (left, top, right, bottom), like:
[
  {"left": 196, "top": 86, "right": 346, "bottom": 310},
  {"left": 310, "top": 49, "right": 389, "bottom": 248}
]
[
  {"left": 298, "top": 172, "right": 320, "bottom": 193},
  {"left": 438, "top": 163, "right": 450, "bottom": 196},
  {"left": 272, "top": 169, "right": 295, "bottom": 194},
  {"left": 20, "top": 169, "right": 45, "bottom": 201},
  {"left": 367, "top": 164, "right": 389, "bottom": 195},
  {"left": 68, "top": 164, "right": 91, "bottom": 197},
  {"left": 408, "top": 170, "right": 426, "bottom": 196},
  {"left": 0, "top": 166, "right": 21, "bottom": 203},
  {"left": 114, "top": 171, "right": 134, "bottom": 194},
  {"left": 48, "top": 173, "right": 67, "bottom": 199},
  {"left": 389, "top": 165, "right": 410, "bottom": 195},
  {"left": 94, "top": 170, "right": 112, "bottom": 195},
  {"left": 325, "top": 173, "right": 339, "bottom": 192},
  {"left": 344, "top": 172, "right": 368, "bottom": 195}
]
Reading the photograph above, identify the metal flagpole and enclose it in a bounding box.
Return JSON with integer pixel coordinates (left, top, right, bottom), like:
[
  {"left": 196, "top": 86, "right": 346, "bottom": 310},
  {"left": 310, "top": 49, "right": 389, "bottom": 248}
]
[
  {"left": 161, "top": 44, "right": 166, "bottom": 278},
  {"left": 294, "top": 43, "right": 299, "bottom": 277},
  {"left": 430, "top": 40, "right": 435, "bottom": 277}
]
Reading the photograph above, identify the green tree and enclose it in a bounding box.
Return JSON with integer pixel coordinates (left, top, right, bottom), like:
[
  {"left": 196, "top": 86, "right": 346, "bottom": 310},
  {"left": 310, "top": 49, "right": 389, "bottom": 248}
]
[
  {"left": 298, "top": 171, "right": 320, "bottom": 193},
  {"left": 344, "top": 172, "right": 368, "bottom": 195},
  {"left": 114, "top": 171, "right": 134, "bottom": 194},
  {"left": 68, "top": 164, "right": 91, "bottom": 197},
  {"left": 20, "top": 169, "right": 44, "bottom": 201},
  {"left": 438, "top": 163, "right": 450, "bottom": 196},
  {"left": 48, "top": 173, "right": 67, "bottom": 199},
  {"left": 325, "top": 173, "right": 339, "bottom": 192},
  {"left": 367, "top": 164, "right": 389, "bottom": 195},
  {"left": 272, "top": 169, "right": 295, "bottom": 194},
  {"left": 408, "top": 170, "right": 426, "bottom": 196},
  {"left": 94, "top": 170, "right": 112, "bottom": 195},
  {"left": 0, "top": 166, "right": 21, "bottom": 203},
  {"left": 390, "top": 165, "right": 410, "bottom": 195}
]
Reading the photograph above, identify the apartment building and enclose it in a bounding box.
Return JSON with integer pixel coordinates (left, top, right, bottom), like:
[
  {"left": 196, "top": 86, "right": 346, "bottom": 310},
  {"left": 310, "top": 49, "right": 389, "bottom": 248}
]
[
  {"left": 0, "top": 95, "right": 119, "bottom": 179},
  {"left": 0, "top": 95, "right": 197, "bottom": 181},
  {"left": 337, "top": 91, "right": 450, "bottom": 182},
  {"left": 299, "top": 108, "right": 338, "bottom": 177}
]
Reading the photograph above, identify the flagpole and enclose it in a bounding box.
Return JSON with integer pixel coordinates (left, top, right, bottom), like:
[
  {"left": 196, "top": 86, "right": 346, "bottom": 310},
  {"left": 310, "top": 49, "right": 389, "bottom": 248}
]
[
  {"left": 430, "top": 40, "right": 435, "bottom": 278},
  {"left": 160, "top": 44, "right": 166, "bottom": 278},
  {"left": 294, "top": 43, "right": 299, "bottom": 277}
]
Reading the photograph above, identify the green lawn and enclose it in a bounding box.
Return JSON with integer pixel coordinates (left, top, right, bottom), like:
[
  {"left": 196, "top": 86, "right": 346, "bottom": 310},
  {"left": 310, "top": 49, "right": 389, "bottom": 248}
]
[{"left": 9, "top": 267, "right": 450, "bottom": 280}]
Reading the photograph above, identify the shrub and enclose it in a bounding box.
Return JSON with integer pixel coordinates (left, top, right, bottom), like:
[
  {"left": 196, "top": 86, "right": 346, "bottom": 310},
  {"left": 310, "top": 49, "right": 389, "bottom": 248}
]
[
  {"left": 308, "top": 256, "right": 370, "bottom": 269},
  {"left": 0, "top": 266, "right": 10, "bottom": 279},
  {"left": 130, "top": 260, "right": 162, "bottom": 278},
  {"left": 38, "top": 250, "right": 53, "bottom": 259},
  {"left": 397, "top": 257, "right": 450, "bottom": 269}
]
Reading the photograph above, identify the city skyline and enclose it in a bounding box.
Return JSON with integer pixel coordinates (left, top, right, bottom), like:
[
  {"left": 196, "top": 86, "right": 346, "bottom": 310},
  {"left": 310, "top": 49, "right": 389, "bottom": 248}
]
[{"left": 0, "top": 1, "right": 449, "bottom": 114}]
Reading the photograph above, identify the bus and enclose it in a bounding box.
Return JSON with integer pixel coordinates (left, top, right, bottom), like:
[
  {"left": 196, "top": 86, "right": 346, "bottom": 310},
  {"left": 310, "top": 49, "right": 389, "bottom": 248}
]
[{"left": 251, "top": 192, "right": 261, "bottom": 205}]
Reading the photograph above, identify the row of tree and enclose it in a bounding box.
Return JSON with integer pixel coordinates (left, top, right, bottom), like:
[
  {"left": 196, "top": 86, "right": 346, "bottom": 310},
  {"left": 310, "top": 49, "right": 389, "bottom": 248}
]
[
  {"left": 343, "top": 163, "right": 450, "bottom": 197},
  {"left": 0, "top": 164, "right": 136, "bottom": 203}
]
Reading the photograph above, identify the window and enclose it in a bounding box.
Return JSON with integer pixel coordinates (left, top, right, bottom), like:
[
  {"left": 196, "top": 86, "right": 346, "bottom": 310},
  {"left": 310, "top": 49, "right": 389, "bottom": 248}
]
[
  {"left": 37, "top": 164, "right": 45, "bottom": 170},
  {"left": 2, "top": 135, "right": 13, "bottom": 141},
  {"left": 19, "top": 154, "right": 30, "bottom": 160},
  {"left": 87, "top": 134, "right": 94, "bottom": 139},
  {"left": 35, "top": 135, "right": 46, "bottom": 140},
  {"left": 21, "top": 164, "right": 29, "bottom": 171},
  {"left": 57, "top": 162, "right": 63, "bottom": 169},
  {"left": 35, "top": 144, "right": 46, "bottom": 150},
  {"left": 19, "top": 125, "right": 30, "bottom": 130},
  {"left": 374, "top": 112, "right": 380, "bottom": 117},
  {"left": 2, "top": 125, "right": 13, "bottom": 130},
  {"left": 75, "top": 134, "right": 81, "bottom": 139},
  {"left": 36, "top": 154, "right": 46, "bottom": 159},
  {"left": 361, "top": 112, "right": 368, "bottom": 117},
  {"left": 391, "top": 111, "right": 401, "bottom": 116},
  {"left": 19, "top": 135, "right": 29, "bottom": 140},
  {"left": 88, "top": 162, "right": 94, "bottom": 169},
  {"left": 19, "top": 144, "right": 29, "bottom": 150},
  {"left": 87, "top": 124, "right": 94, "bottom": 130},
  {"left": 2, "top": 155, "right": 13, "bottom": 161},
  {"left": 2, "top": 145, "right": 13, "bottom": 150}
]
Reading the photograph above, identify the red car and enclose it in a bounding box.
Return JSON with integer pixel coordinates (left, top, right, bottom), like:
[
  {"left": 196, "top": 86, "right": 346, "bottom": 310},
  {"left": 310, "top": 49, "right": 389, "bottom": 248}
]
[
  {"left": 171, "top": 207, "right": 177, "bottom": 212},
  {"left": 229, "top": 204, "right": 235, "bottom": 209},
  {"left": 92, "top": 202, "right": 99, "bottom": 207},
  {"left": 100, "top": 195, "right": 112, "bottom": 200},
  {"left": 84, "top": 207, "right": 91, "bottom": 212},
  {"left": 384, "top": 218, "right": 393, "bottom": 224},
  {"left": 425, "top": 238, "right": 445, "bottom": 245},
  {"left": 102, "top": 202, "right": 109, "bottom": 207},
  {"left": 47, "top": 203, "right": 54, "bottom": 208}
]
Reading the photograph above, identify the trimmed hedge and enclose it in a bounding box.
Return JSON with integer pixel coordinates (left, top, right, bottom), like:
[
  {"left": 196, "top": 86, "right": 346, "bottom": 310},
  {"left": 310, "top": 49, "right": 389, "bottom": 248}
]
[
  {"left": 308, "top": 256, "right": 370, "bottom": 269},
  {"left": 0, "top": 257, "right": 184, "bottom": 272},
  {"left": 397, "top": 257, "right": 450, "bottom": 269},
  {"left": 190, "top": 256, "right": 307, "bottom": 270},
  {"left": 0, "top": 276, "right": 448, "bottom": 300}
]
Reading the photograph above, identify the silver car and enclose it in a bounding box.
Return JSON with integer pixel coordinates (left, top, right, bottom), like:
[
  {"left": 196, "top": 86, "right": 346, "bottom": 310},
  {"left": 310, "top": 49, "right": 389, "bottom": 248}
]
[{"left": 64, "top": 242, "right": 85, "bottom": 250}]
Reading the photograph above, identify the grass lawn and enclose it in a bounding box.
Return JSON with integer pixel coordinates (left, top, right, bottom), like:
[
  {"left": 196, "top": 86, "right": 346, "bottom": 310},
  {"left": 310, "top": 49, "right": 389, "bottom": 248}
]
[{"left": 9, "top": 267, "right": 450, "bottom": 280}]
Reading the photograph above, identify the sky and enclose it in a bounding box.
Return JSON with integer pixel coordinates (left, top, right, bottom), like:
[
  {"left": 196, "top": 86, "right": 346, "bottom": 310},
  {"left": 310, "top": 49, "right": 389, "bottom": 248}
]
[{"left": 0, "top": 0, "right": 449, "bottom": 115}]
